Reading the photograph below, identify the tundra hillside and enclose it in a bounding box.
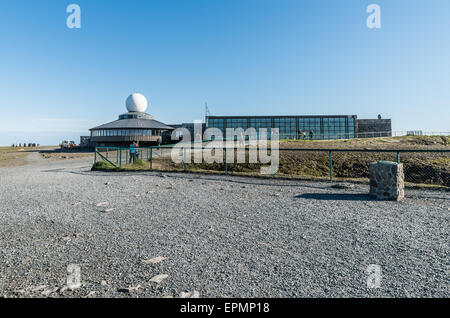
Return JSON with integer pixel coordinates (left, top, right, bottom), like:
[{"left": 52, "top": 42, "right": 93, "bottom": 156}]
[{"left": 93, "top": 136, "right": 450, "bottom": 188}]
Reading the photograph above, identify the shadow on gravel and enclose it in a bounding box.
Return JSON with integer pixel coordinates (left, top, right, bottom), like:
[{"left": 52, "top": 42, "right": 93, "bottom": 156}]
[
  {"left": 39, "top": 149, "right": 93, "bottom": 154},
  {"left": 295, "top": 193, "right": 375, "bottom": 201},
  {"left": 84, "top": 170, "right": 336, "bottom": 189}
]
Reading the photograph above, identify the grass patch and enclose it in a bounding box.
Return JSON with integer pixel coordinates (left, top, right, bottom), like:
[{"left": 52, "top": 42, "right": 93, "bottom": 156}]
[
  {"left": 135, "top": 158, "right": 145, "bottom": 166},
  {"left": 92, "top": 161, "right": 116, "bottom": 170},
  {"left": 90, "top": 136, "right": 449, "bottom": 187},
  {"left": 0, "top": 149, "right": 30, "bottom": 168},
  {"left": 91, "top": 159, "right": 151, "bottom": 171},
  {"left": 432, "top": 157, "right": 450, "bottom": 166}
]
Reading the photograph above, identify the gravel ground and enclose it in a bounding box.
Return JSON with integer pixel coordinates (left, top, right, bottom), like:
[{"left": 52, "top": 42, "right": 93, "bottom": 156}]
[{"left": 0, "top": 154, "right": 448, "bottom": 298}]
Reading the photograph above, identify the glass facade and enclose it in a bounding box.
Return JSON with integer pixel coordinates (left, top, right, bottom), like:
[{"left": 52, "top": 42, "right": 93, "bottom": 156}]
[
  {"left": 91, "top": 129, "right": 162, "bottom": 137},
  {"left": 207, "top": 116, "right": 356, "bottom": 140}
]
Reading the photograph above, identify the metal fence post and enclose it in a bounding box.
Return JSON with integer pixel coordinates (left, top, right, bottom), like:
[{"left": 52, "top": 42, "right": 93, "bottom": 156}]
[
  {"left": 271, "top": 149, "right": 274, "bottom": 178},
  {"left": 119, "top": 148, "right": 122, "bottom": 167},
  {"left": 183, "top": 147, "right": 187, "bottom": 172},
  {"left": 94, "top": 148, "right": 97, "bottom": 163},
  {"left": 397, "top": 152, "right": 401, "bottom": 164},
  {"left": 150, "top": 148, "right": 153, "bottom": 171},
  {"left": 106, "top": 148, "right": 108, "bottom": 159},
  {"left": 329, "top": 150, "right": 333, "bottom": 182},
  {"left": 224, "top": 147, "right": 228, "bottom": 175}
]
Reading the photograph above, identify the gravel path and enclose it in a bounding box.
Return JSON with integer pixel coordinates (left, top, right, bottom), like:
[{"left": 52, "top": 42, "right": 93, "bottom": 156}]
[{"left": 0, "top": 154, "right": 448, "bottom": 298}]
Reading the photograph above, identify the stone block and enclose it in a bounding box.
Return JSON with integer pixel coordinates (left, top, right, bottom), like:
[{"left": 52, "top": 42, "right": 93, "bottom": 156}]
[{"left": 369, "top": 161, "right": 405, "bottom": 201}]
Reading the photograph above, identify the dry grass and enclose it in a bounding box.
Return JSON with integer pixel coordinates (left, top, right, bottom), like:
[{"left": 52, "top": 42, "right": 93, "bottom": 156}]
[
  {"left": 0, "top": 148, "right": 29, "bottom": 168},
  {"left": 0, "top": 146, "right": 95, "bottom": 168},
  {"left": 280, "top": 135, "right": 450, "bottom": 150},
  {"left": 92, "top": 136, "right": 450, "bottom": 187},
  {"left": 92, "top": 158, "right": 151, "bottom": 171}
]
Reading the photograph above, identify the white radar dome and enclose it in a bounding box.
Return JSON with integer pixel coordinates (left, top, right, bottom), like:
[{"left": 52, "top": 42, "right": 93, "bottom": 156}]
[{"left": 126, "top": 93, "right": 148, "bottom": 112}]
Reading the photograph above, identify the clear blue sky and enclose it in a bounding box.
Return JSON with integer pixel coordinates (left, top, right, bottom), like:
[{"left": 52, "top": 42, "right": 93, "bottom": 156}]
[{"left": 0, "top": 0, "right": 449, "bottom": 145}]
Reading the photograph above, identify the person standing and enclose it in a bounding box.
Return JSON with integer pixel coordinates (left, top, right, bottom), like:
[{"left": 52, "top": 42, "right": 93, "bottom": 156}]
[
  {"left": 129, "top": 142, "right": 137, "bottom": 164},
  {"left": 309, "top": 130, "right": 314, "bottom": 140}
]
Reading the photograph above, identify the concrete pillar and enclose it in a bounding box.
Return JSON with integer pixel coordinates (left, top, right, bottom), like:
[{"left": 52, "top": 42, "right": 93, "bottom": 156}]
[{"left": 369, "top": 161, "right": 405, "bottom": 201}]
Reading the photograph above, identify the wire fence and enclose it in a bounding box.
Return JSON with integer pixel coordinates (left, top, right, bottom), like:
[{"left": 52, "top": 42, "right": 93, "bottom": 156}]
[
  {"left": 393, "top": 131, "right": 450, "bottom": 137},
  {"left": 94, "top": 145, "right": 450, "bottom": 189},
  {"left": 273, "top": 131, "right": 450, "bottom": 140}
]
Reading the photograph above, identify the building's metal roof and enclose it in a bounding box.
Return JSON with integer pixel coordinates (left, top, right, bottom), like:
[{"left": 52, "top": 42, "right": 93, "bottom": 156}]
[
  {"left": 206, "top": 115, "right": 357, "bottom": 119},
  {"left": 90, "top": 118, "right": 174, "bottom": 130}
]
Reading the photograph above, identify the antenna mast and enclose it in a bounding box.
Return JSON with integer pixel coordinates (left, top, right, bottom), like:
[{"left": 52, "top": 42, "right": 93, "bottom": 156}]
[{"left": 205, "top": 102, "right": 210, "bottom": 118}]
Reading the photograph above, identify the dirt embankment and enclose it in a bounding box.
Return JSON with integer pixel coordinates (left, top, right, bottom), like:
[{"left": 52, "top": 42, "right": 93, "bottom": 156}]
[
  {"left": 280, "top": 135, "right": 450, "bottom": 150},
  {"left": 91, "top": 136, "right": 450, "bottom": 187},
  {"left": 161, "top": 136, "right": 450, "bottom": 187}
]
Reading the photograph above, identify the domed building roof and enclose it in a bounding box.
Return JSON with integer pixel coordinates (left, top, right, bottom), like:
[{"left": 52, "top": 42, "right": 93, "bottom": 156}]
[{"left": 91, "top": 118, "right": 173, "bottom": 130}]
